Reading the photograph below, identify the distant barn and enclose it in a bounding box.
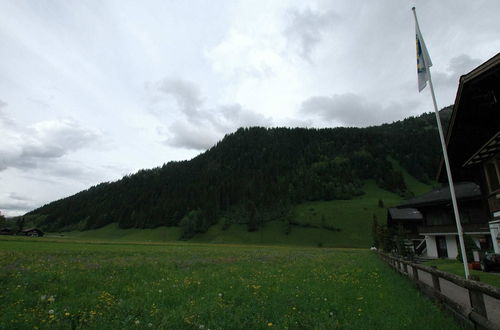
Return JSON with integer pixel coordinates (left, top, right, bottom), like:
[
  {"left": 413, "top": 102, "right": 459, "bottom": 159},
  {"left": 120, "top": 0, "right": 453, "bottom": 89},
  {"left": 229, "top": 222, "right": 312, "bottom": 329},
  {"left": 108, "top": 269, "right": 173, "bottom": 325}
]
[
  {"left": 19, "top": 228, "right": 44, "bottom": 237},
  {"left": 0, "top": 228, "right": 14, "bottom": 235}
]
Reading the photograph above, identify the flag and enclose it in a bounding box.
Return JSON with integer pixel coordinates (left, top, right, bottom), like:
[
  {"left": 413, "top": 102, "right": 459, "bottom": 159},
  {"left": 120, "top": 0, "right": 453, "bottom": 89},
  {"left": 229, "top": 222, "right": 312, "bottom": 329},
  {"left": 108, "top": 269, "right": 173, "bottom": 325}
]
[{"left": 414, "top": 14, "right": 432, "bottom": 92}]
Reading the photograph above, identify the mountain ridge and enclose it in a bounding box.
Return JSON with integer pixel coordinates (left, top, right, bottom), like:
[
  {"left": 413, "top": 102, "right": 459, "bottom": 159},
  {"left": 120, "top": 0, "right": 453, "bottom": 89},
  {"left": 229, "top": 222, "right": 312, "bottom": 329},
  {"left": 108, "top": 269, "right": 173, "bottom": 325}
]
[{"left": 26, "top": 107, "right": 452, "bottom": 236}]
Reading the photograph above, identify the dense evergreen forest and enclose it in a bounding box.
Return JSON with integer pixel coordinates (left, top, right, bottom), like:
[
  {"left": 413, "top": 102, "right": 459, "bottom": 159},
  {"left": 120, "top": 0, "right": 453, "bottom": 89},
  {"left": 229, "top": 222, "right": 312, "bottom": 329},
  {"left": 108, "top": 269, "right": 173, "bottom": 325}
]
[{"left": 27, "top": 108, "right": 451, "bottom": 236}]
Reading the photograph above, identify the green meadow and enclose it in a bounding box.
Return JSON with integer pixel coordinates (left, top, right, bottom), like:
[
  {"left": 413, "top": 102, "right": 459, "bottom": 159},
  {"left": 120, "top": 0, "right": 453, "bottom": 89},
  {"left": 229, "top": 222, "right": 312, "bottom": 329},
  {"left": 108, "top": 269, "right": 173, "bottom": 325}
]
[
  {"left": 52, "top": 180, "right": 426, "bottom": 249},
  {"left": 0, "top": 238, "right": 459, "bottom": 329}
]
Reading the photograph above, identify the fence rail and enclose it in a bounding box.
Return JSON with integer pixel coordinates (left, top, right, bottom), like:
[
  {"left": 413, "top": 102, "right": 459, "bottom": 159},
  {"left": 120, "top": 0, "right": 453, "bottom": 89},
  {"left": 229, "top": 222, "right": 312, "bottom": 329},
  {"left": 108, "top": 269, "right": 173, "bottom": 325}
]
[{"left": 378, "top": 253, "right": 500, "bottom": 330}]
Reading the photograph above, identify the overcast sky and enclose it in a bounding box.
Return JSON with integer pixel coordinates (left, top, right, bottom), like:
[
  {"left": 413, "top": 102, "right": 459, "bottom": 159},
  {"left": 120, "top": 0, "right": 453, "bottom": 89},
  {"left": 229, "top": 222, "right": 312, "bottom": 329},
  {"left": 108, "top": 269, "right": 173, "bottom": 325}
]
[{"left": 1, "top": 0, "right": 499, "bottom": 216}]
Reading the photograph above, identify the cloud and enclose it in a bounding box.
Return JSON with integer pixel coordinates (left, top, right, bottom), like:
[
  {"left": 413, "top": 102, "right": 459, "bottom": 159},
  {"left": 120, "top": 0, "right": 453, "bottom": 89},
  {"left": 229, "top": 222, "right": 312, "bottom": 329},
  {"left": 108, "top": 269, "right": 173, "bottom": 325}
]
[
  {"left": 0, "top": 193, "right": 38, "bottom": 215},
  {"left": 433, "top": 54, "right": 482, "bottom": 89},
  {"left": 205, "top": 29, "right": 283, "bottom": 81},
  {"left": 0, "top": 200, "right": 36, "bottom": 211},
  {"left": 148, "top": 78, "right": 272, "bottom": 150},
  {"left": 300, "top": 93, "right": 417, "bottom": 127},
  {"left": 0, "top": 192, "right": 39, "bottom": 216},
  {"left": 0, "top": 100, "right": 15, "bottom": 127},
  {"left": 8, "top": 192, "right": 32, "bottom": 202},
  {"left": 284, "top": 7, "right": 338, "bottom": 61},
  {"left": 0, "top": 104, "right": 101, "bottom": 172},
  {"left": 166, "top": 121, "right": 222, "bottom": 150},
  {"left": 155, "top": 79, "right": 203, "bottom": 118}
]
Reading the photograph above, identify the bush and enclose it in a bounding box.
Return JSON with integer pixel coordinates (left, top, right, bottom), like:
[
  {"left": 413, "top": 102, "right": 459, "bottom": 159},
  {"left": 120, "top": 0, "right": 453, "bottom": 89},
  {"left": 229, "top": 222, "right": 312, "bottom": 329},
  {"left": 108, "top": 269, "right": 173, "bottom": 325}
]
[
  {"left": 220, "top": 216, "right": 232, "bottom": 231},
  {"left": 179, "top": 209, "right": 207, "bottom": 239},
  {"left": 284, "top": 218, "right": 292, "bottom": 235},
  {"left": 456, "top": 235, "right": 477, "bottom": 263}
]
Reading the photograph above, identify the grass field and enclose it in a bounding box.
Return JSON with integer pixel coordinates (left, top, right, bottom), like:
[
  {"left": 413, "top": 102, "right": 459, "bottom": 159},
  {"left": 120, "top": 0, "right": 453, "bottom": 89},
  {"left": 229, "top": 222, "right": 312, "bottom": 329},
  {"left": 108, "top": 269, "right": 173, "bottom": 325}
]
[
  {"left": 0, "top": 237, "right": 459, "bottom": 329},
  {"left": 422, "top": 259, "right": 500, "bottom": 288}
]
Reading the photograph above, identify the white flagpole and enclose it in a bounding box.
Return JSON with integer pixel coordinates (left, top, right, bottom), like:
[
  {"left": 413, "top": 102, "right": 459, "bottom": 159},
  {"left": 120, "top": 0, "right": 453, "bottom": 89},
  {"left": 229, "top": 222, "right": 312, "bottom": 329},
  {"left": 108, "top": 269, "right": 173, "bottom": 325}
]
[{"left": 412, "top": 7, "right": 470, "bottom": 279}]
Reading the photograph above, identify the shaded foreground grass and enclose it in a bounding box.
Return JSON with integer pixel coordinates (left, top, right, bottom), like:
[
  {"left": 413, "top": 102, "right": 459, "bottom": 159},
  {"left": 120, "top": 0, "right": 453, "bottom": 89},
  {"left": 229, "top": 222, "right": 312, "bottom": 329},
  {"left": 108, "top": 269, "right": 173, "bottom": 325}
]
[
  {"left": 423, "top": 258, "right": 500, "bottom": 288},
  {"left": 0, "top": 238, "right": 459, "bottom": 329}
]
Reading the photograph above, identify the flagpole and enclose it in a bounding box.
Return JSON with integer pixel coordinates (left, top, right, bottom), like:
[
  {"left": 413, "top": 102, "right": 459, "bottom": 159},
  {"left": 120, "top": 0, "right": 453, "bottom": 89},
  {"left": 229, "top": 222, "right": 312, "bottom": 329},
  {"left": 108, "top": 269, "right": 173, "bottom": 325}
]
[{"left": 412, "top": 7, "right": 470, "bottom": 279}]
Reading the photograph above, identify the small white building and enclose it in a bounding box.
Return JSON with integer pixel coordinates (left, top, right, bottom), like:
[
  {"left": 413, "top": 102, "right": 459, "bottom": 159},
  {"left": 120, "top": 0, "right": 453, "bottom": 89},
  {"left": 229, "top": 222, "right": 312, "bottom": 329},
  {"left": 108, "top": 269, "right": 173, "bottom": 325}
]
[
  {"left": 422, "top": 230, "right": 488, "bottom": 259},
  {"left": 490, "top": 220, "right": 500, "bottom": 254}
]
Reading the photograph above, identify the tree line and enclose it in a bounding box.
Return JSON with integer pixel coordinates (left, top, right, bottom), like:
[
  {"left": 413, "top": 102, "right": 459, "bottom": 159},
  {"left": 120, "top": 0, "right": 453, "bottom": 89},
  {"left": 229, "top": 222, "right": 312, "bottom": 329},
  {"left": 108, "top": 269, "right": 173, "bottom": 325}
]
[{"left": 27, "top": 108, "right": 451, "bottom": 236}]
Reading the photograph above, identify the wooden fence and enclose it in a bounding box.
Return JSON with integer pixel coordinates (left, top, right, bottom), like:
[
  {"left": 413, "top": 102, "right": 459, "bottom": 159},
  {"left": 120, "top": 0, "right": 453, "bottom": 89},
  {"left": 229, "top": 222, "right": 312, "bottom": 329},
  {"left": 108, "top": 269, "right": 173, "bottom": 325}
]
[{"left": 378, "top": 253, "right": 500, "bottom": 330}]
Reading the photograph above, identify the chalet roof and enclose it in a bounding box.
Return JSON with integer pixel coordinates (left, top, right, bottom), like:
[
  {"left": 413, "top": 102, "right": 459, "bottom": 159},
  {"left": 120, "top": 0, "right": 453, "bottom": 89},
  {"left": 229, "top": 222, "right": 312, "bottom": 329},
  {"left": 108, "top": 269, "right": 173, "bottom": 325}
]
[
  {"left": 437, "top": 53, "right": 500, "bottom": 182},
  {"left": 463, "top": 131, "right": 500, "bottom": 166},
  {"left": 21, "top": 228, "right": 43, "bottom": 232},
  {"left": 388, "top": 207, "right": 422, "bottom": 220},
  {"left": 397, "top": 182, "right": 482, "bottom": 208}
]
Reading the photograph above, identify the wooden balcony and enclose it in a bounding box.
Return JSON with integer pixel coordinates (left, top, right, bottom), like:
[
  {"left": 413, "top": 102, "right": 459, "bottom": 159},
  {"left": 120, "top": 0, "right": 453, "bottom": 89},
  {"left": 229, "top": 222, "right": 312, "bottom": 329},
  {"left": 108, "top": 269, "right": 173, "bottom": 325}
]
[{"left": 418, "top": 223, "right": 490, "bottom": 235}]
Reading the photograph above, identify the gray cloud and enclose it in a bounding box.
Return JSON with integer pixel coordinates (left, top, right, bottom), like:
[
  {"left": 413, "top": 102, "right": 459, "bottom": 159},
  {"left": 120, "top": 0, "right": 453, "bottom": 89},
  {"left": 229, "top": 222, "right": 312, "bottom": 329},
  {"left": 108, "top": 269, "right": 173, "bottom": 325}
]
[
  {"left": 448, "top": 54, "right": 482, "bottom": 75},
  {"left": 155, "top": 78, "right": 203, "bottom": 118},
  {"left": 284, "top": 8, "right": 338, "bottom": 61},
  {"left": 0, "top": 105, "right": 101, "bottom": 171},
  {"left": 0, "top": 193, "right": 39, "bottom": 215},
  {"left": 433, "top": 54, "right": 482, "bottom": 89},
  {"left": 0, "top": 197, "right": 38, "bottom": 213},
  {"left": 150, "top": 78, "right": 272, "bottom": 150},
  {"left": 8, "top": 192, "right": 32, "bottom": 201},
  {"left": 0, "top": 100, "right": 15, "bottom": 127},
  {"left": 166, "top": 121, "right": 222, "bottom": 150},
  {"left": 300, "top": 93, "right": 418, "bottom": 127}
]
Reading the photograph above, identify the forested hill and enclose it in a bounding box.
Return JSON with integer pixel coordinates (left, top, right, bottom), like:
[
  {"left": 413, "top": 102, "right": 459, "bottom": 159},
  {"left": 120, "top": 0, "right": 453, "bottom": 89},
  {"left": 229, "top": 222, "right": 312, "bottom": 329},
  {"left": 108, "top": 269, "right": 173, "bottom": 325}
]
[{"left": 27, "top": 107, "right": 451, "bottom": 234}]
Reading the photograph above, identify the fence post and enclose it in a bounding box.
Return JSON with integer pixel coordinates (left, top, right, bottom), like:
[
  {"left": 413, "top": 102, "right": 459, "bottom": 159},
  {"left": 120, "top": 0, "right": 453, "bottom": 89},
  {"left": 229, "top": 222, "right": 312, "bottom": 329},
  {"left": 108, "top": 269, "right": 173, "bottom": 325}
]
[
  {"left": 430, "top": 266, "right": 441, "bottom": 292},
  {"left": 412, "top": 265, "right": 419, "bottom": 281},
  {"left": 403, "top": 262, "right": 408, "bottom": 275},
  {"left": 469, "top": 289, "right": 487, "bottom": 327}
]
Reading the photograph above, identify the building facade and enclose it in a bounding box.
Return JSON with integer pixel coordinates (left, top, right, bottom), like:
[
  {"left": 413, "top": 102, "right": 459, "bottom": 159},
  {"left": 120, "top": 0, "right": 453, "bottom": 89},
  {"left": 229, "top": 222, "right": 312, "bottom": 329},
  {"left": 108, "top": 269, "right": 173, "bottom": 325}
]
[{"left": 389, "top": 53, "right": 500, "bottom": 258}]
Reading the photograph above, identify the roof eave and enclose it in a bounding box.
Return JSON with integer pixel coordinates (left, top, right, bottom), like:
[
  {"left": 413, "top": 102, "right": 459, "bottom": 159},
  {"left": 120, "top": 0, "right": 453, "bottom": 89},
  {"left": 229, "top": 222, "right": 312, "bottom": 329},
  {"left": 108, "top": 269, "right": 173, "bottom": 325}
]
[{"left": 436, "top": 53, "right": 500, "bottom": 182}]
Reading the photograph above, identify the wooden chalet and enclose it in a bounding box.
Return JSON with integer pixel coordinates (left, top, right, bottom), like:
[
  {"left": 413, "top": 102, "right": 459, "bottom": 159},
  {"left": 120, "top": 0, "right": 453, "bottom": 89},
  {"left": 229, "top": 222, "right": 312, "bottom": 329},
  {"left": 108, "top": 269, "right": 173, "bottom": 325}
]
[
  {"left": 387, "top": 207, "right": 423, "bottom": 235},
  {"left": 396, "top": 182, "right": 490, "bottom": 258},
  {"left": 0, "top": 228, "right": 14, "bottom": 235},
  {"left": 19, "top": 228, "right": 44, "bottom": 237},
  {"left": 389, "top": 53, "right": 500, "bottom": 258},
  {"left": 437, "top": 53, "right": 500, "bottom": 255}
]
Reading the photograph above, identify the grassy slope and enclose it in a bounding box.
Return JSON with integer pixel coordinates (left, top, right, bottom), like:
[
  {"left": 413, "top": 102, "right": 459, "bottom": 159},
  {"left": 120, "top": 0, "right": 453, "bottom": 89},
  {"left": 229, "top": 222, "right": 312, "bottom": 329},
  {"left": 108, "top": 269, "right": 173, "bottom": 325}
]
[
  {"left": 390, "top": 158, "right": 436, "bottom": 196},
  {"left": 0, "top": 238, "right": 459, "bottom": 330},
  {"left": 56, "top": 178, "right": 432, "bottom": 248},
  {"left": 49, "top": 223, "right": 182, "bottom": 242},
  {"left": 192, "top": 181, "right": 404, "bottom": 247}
]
